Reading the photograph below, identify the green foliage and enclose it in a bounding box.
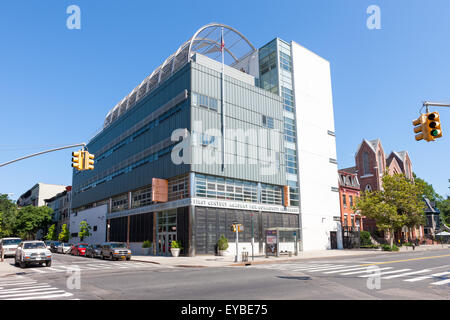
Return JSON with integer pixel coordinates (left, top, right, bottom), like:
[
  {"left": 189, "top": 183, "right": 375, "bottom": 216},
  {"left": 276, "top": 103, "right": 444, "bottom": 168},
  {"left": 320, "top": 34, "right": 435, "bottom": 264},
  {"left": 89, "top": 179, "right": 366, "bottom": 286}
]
[
  {"left": 355, "top": 173, "right": 425, "bottom": 246},
  {"left": 360, "top": 231, "right": 372, "bottom": 246},
  {"left": 413, "top": 173, "right": 443, "bottom": 203},
  {"left": 45, "top": 224, "right": 58, "bottom": 241},
  {"left": 14, "top": 205, "right": 53, "bottom": 240},
  {"left": 381, "top": 244, "right": 399, "bottom": 251},
  {"left": 217, "top": 235, "right": 229, "bottom": 250},
  {"left": 58, "top": 224, "right": 70, "bottom": 242},
  {"left": 142, "top": 240, "right": 152, "bottom": 248},
  {"left": 78, "top": 220, "right": 92, "bottom": 241},
  {"left": 360, "top": 244, "right": 380, "bottom": 249},
  {"left": 0, "top": 194, "right": 18, "bottom": 237},
  {"left": 437, "top": 199, "right": 450, "bottom": 227},
  {"left": 170, "top": 240, "right": 182, "bottom": 249}
]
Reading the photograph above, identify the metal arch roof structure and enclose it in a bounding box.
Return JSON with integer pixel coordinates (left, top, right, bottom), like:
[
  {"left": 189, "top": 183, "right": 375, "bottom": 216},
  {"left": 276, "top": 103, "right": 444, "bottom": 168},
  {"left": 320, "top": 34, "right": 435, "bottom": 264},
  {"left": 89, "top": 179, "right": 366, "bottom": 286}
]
[{"left": 102, "top": 23, "right": 257, "bottom": 130}]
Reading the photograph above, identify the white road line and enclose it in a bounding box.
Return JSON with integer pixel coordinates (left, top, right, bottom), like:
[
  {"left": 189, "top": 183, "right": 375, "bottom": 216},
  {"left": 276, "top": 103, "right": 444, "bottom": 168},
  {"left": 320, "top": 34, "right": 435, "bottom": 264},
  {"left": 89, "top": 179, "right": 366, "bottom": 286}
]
[
  {"left": 308, "top": 265, "right": 365, "bottom": 273},
  {"left": 0, "top": 284, "right": 50, "bottom": 292},
  {"left": 0, "top": 287, "right": 59, "bottom": 295},
  {"left": 0, "top": 281, "right": 38, "bottom": 286},
  {"left": 271, "top": 264, "right": 334, "bottom": 271},
  {"left": 430, "top": 278, "right": 450, "bottom": 286},
  {"left": 341, "top": 267, "right": 393, "bottom": 275},
  {"left": 88, "top": 264, "right": 114, "bottom": 269},
  {"left": 46, "top": 267, "right": 66, "bottom": 272},
  {"left": 5, "top": 292, "right": 73, "bottom": 300},
  {"left": 323, "top": 267, "right": 371, "bottom": 274},
  {"left": 405, "top": 271, "right": 450, "bottom": 282},
  {"left": 359, "top": 269, "right": 411, "bottom": 278},
  {"left": 0, "top": 290, "right": 66, "bottom": 299},
  {"left": 302, "top": 265, "right": 347, "bottom": 272},
  {"left": 382, "top": 269, "right": 432, "bottom": 279}
]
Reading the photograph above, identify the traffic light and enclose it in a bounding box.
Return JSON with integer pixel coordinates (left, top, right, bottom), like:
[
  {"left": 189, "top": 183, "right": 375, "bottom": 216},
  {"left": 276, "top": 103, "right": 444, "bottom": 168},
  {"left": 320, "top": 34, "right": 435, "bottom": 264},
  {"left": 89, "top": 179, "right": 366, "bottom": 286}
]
[
  {"left": 426, "top": 112, "right": 442, "bottom": 141},
  {"left": 84, "top": 151, "right": 95, "bottom": 170},
  {"left": 412, "top": 114, "right": 426, "bottom": 141},
  {"left": 72, "top": 150, "right": 84, "bottom": 170}
]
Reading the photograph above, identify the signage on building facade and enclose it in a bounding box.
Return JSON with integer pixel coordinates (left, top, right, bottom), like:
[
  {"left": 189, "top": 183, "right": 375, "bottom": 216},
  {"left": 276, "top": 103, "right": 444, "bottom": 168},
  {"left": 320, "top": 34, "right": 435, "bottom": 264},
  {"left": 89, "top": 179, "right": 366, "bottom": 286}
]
[
  {"left": 152, "top": 178, "right": 168, "bottom": 203},
  {"left": 191, "top": 198, "right": 300, "bottom": 214}
]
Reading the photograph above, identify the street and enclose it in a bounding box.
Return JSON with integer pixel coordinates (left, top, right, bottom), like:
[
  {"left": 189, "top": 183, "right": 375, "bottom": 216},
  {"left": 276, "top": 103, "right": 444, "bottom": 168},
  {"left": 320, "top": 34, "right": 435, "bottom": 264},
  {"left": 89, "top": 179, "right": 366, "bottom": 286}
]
[{"left": 0, "top": 249, "right": 449, "bottom": 300}]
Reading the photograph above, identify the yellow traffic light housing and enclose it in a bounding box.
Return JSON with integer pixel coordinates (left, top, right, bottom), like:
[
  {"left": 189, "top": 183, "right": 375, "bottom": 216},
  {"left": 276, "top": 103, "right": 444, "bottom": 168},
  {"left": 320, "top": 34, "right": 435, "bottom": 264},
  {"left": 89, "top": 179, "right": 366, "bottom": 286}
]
[
  {"left": 72, "top": 150, "right": 84, "bottom": 170},
  {"left": 412, "top": 114, "right": 426, "bottom": 141},
  {"left": 84, "top": 151, "right": 95, "bottom": 170},
  {"left": 426, "top": 112, "right": 442, "bottom": 141}
]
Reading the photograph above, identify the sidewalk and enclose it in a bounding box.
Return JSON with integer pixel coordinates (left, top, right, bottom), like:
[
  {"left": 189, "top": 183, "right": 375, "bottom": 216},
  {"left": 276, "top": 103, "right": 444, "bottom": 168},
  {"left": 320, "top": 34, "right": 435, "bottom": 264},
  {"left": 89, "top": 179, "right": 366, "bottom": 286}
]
[
  {"left": 131, "top": 244, "right": 450, "bottom": 268},
  {"left": 0, "top": 259, "right": 20, "bottom": 278}
]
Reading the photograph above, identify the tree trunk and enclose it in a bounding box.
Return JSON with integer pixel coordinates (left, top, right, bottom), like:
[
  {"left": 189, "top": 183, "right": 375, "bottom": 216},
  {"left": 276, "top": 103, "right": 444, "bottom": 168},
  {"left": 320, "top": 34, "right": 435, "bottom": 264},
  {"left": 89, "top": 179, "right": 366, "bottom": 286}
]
[{"left": 389, "top": 229, "right": 394, "bottom": 247}]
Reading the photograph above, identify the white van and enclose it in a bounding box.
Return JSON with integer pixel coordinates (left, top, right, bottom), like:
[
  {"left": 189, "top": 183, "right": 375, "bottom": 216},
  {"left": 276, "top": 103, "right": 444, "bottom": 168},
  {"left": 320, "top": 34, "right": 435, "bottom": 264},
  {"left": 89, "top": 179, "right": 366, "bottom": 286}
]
[{"left": 0, "top": 238, "right": 22, "bottom": 257}]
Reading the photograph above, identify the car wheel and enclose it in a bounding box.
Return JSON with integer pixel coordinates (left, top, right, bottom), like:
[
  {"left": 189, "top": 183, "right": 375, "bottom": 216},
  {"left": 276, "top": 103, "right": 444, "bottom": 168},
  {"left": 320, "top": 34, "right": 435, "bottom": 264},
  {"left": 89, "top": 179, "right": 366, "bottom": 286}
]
[
  {"left": 46, "top": 261, "right": 52, "bottom": 267},
  {"left": 14, "top": 257, "right": 18, "bottom": 266},
  {"left": 20, "top": 261, "right": 26, "bottom": 268},
  {"left": 126, "top": 257, "right": 131, "bottom": 261}
]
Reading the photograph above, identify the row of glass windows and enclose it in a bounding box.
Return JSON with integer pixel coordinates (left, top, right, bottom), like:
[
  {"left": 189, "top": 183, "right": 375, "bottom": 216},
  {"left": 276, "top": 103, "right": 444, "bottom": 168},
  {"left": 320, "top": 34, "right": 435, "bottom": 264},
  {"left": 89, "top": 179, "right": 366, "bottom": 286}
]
[
  {"left": 279, "top": 52, "right": 292, "bottom": 72},
  {"left": 285, "top": 148, "right": 297, "bottom": 174},
  {"left": 281, "top": 87, "right": 294, "bottom": 113},
  {"left": 192, "top": 92, "right": 218, "bottom": 111},
  {"left": 92, "top": 104, "right": 183, "bottom": 165},
  {"left": 195, "top": 174, "right": 284, "bottom": 205},
  {"left": 287, "top": 180, "right": 299, "bottom": 207},
  {"left": 342, "top": 194, "right": 354, "bottom": 208},
  {"left": 262, "top": 115, "right": 274, "bottom": 129},
  {"left": 76, "top": 144, "right": 174, "bottom": 194},
  {"left": 284, "top": 117, "right": 296, "bottom": 143}
]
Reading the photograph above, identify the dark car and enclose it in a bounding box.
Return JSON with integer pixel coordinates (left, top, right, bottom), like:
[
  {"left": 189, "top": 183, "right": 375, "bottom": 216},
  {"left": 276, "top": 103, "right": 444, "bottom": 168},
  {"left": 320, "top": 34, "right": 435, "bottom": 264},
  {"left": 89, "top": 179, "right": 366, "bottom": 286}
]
[
  {"left": 49, "top": 241, "right": 61, "bottom": 253},
  {"left": 70, "top": 243, "right": 89, "bottom": 256},
  {"left": 101, "top": 242, "right": 132, "bottom": 261},
  {"left": 86, "top": 244, "right": 102, "bottom": 258}
]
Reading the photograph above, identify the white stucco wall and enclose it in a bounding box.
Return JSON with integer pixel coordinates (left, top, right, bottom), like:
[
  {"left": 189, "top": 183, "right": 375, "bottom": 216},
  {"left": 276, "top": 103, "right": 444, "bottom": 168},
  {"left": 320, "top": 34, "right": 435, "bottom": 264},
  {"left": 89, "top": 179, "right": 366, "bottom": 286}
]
[
  {"left": 291, "top": 41, "right": 342, "bottom": 251},
  {"left": 69, "top": 205, "right": 107, "bottom": 244}
]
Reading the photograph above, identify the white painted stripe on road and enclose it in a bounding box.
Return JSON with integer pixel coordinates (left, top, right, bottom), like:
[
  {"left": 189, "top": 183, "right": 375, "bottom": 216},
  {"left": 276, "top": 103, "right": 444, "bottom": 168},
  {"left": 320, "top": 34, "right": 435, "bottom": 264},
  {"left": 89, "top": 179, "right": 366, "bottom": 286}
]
[
  {"left": 323, "top": 267, "right": 370, "bottom": 274},
  {"left": 0, "top": 290, "right": 66, "bottom": 299},
  {"left": 4, "top": 292, "right": 73, "bottom": 300},
  {"left": 273, "top": 264, "right": 333, "bottom": 271},
  {"left": 30, "top": 268, "right": 47, "bottom": 273},
  {"left": 0, "top": 281, "right": 38, "bottom": 286},
  {"left": 405, "top": 271, "right": 450, "bottom": 282},
  {"left": 0, "top": 285, "right": 50, "bottom": 293},
  {"left": 359, "top": 269, "right": 411, "bottom": 278},
  {"left": 308, "top": 265, "right": 365, "bottom": 273},
  {"left": 430, "top": 278, "right": 450, "bottom": 286},
  {"left": 302, "top": 265, "right": 347, "bottom": 272},
  {"left": 382, "top": 269, "right": 432, "bottom": 279},
  {"left": 341, "top": 267, "right": 393, "bottom": 275},
  {"left": 0, "top": 287, "right": 58, "bottom": 295},
  {"left": 46, "top": 267, "right": 66, "bottom": 272},
  {"left": 88, "top": 264, "right": 114, "bottom": 269}
]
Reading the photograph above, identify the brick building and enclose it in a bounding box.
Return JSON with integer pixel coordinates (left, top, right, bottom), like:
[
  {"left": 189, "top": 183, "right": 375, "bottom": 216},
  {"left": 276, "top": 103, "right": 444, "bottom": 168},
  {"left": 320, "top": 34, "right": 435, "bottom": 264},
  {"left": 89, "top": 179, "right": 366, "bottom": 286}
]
[
  {"left": 342, "top": 139, "right": 423, "bottom": 242},
  {"left": 338, "top": 170, "right": 362, "bottom": 230}
]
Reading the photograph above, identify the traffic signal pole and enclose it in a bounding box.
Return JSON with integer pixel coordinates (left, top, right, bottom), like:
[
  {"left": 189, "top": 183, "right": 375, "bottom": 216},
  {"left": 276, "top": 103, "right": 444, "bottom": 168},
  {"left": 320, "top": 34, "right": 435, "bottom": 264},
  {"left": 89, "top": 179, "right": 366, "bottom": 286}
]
[{"left": 0, "top": 143, "right": 86, "bottom": 168}]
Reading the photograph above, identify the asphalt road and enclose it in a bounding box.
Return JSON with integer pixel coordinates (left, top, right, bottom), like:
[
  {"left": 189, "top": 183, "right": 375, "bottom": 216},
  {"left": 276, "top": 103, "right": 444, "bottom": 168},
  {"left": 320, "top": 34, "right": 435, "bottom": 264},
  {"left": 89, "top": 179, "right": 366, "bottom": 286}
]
[{"left": 1, "top": 248, "right": 449, "bottom": 300}]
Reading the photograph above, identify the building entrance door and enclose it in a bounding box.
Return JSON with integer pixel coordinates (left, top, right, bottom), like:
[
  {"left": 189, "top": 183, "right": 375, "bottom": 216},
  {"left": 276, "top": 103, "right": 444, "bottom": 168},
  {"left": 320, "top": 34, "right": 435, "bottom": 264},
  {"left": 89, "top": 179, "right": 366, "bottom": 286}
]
[
  {"left": 156, "top": 210, "right": 177, "bottom": 256},
  {"left": 330, "top": 231, "right": 338, "bottom": 249}
]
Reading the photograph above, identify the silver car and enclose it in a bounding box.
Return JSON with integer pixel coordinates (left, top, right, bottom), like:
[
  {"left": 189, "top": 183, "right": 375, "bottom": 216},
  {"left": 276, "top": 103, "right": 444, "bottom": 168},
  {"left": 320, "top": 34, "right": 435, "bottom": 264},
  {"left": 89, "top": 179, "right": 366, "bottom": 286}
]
[
  {"left": 0, "top": 238, "right": 22, "bottom": 257},
  {"left": 15, "top": 241, "right": 52, "bottom": 268},
  {"left": 101, "top": 242, "right": 132, "bottom": 261},
  {"left": 57, "top": 243, "right": 72, "bottom": 254}
]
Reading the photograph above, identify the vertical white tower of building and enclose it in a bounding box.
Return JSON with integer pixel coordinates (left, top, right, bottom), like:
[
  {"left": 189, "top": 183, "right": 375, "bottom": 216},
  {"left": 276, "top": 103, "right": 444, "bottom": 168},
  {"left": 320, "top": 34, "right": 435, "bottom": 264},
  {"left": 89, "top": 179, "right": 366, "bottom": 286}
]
[{"left": 291, "top": 41, "right": 342, "bottom": 251}]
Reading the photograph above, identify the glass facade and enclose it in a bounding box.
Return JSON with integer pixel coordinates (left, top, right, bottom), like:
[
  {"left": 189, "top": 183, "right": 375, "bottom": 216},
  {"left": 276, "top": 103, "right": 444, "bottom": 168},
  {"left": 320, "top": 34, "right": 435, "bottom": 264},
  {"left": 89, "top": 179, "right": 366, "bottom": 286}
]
[{"left": 259, "top": 38, "right": 299, "bottom": 207}]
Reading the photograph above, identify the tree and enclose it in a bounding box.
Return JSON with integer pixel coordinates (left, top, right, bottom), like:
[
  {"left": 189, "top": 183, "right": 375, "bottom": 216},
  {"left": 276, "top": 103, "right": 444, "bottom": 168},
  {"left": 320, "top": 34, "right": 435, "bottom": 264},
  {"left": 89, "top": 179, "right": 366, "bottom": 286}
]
[
  {"left": 0, "top": 194, "right": 18, "bottom": 237},
  {"left": 437, "top": 199, "right": 450, "bottom": 227},
  {"left": 14, "top": 206, "right": 53, "bottom": 240},
  {"left": 355, "top": 173, "right": 425, "bottom": 246},
  {"left": 58, "top": 224, "right": 70, "bottom": 242},
  {"left": 45, "top": 224, "right": 58, "bottom": 241},
  {"left": 413, "top": 173, "right": 443, "bottom": 203},
  {"left": 78, "top": 220, "right": 91, "bottom": 242}
]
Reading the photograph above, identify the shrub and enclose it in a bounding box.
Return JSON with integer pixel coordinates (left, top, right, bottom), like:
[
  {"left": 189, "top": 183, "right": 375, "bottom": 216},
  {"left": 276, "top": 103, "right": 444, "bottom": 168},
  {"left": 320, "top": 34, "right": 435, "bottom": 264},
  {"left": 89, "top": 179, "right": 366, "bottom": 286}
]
[
  {"left": 360, "top": 231, "right": 372, "bottom": 246},
  {"left": 171, "top": 240, "right": 182, "bottom": 249},
  {"left": 381, "top": 244, "right": 399, "bottom": 251},
  {"left": 217, "top": 235, "right": 229, "bottom": 251},
  {"left": 142, "top": 240, "right": 152, "bottom": 248}
]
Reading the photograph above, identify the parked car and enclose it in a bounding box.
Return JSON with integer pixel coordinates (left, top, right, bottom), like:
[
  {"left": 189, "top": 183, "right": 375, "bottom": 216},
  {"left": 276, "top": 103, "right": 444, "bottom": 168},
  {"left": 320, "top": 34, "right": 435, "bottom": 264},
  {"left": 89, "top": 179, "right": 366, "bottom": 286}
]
[
  {"left": 14, "top": 241, "right": 52, "bottom": 268},
  {"left": 57, "top": 243, "right": 72, "bottom": 254},
  {"left": 101, "top": 242, "right": 132, "bottom": 261},
  {"left": 45, "top": 241, "right": 61, "bottom": 253},
  {"left": 0, "top": 237, "right": 22, "bottom": 257},
  {"left": 70, "top": 243, "right": 89, "bottom": 256},
  {"left": 86, "top": 244, "right": 102, "bottom": 258}
]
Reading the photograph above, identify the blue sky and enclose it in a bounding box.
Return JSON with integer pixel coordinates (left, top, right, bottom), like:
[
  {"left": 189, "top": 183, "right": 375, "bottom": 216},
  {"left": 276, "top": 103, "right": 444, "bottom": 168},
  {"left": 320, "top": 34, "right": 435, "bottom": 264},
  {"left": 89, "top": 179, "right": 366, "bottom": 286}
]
[{"left": 0, "top": 0, "right": 449, "bottom": 200}]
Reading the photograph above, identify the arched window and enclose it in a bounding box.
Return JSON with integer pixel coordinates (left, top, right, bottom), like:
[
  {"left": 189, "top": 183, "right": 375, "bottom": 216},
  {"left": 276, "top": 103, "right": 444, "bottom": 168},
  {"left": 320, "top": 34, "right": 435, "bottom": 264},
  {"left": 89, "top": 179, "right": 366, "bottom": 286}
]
[
  {"left": 363, "top": 152, "right": 370, "bottom": 175},
  {"left": 365, "top": 184, "right": 372, "bottom": 192}
]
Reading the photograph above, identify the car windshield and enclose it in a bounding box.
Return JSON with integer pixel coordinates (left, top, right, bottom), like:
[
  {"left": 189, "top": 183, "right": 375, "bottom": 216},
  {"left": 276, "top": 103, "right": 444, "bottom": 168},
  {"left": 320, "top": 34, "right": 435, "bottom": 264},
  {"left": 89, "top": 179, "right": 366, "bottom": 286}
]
[
  {"left": 52, "top": 242, "right": 61, "bottom": 246},
  {"left": 2, "top": 239, "right": 21, "bottom": 246},
  {"left": 78, "top": 244, "right": 87, "bottom": 248},
  {"left": 63, "top": 243, "right": 71, "bottom": 247},
  {"left": 110, "top": 243, "right": 126, "bottom": 248},
  {"left": 23, "top": 242, "right": 46, "bottom": 249}
]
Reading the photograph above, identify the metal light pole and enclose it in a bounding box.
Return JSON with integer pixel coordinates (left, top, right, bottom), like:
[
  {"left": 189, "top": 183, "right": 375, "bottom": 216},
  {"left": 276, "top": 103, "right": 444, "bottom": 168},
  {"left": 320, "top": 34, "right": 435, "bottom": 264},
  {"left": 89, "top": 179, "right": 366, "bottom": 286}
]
[{"left": 251, "top": 213, "right": 254, "bottom": 261}]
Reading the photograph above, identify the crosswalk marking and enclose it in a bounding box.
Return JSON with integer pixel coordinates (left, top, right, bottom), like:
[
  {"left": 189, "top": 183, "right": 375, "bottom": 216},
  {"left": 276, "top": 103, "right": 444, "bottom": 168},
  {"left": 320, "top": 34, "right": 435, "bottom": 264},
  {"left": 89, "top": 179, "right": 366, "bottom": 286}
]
[
  {"left": 358, "top": 269, "right": 411, "bottom": 278},
  {"left": 430, "top": 278, "right": 450, "bottom": 285},
  {"left": 382, "top": 269, "right": 432, "bottom": 280},
  {"left": 307, "top": 265, "right": 356, "bottom": 272},
  {"left": 323, "top": 266, "right": 370, "bottom": 274},
  {"left": 0, "top": 276, "right": 74, "bottom": 300},
  {"left": 341, "top": 267, "right": 393, "bottom": 275},
  {"left": 4, "top": 292, "right": 74, "bottom": 300},
  {"left": 0, "top": 285, "right": 51, "bottom": 293},
  {"left": 0, "top": 281, "right": 38, "bottom": 287},
  {"left": 405, "top": 271, "right": 450, "bottom": 282}
]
